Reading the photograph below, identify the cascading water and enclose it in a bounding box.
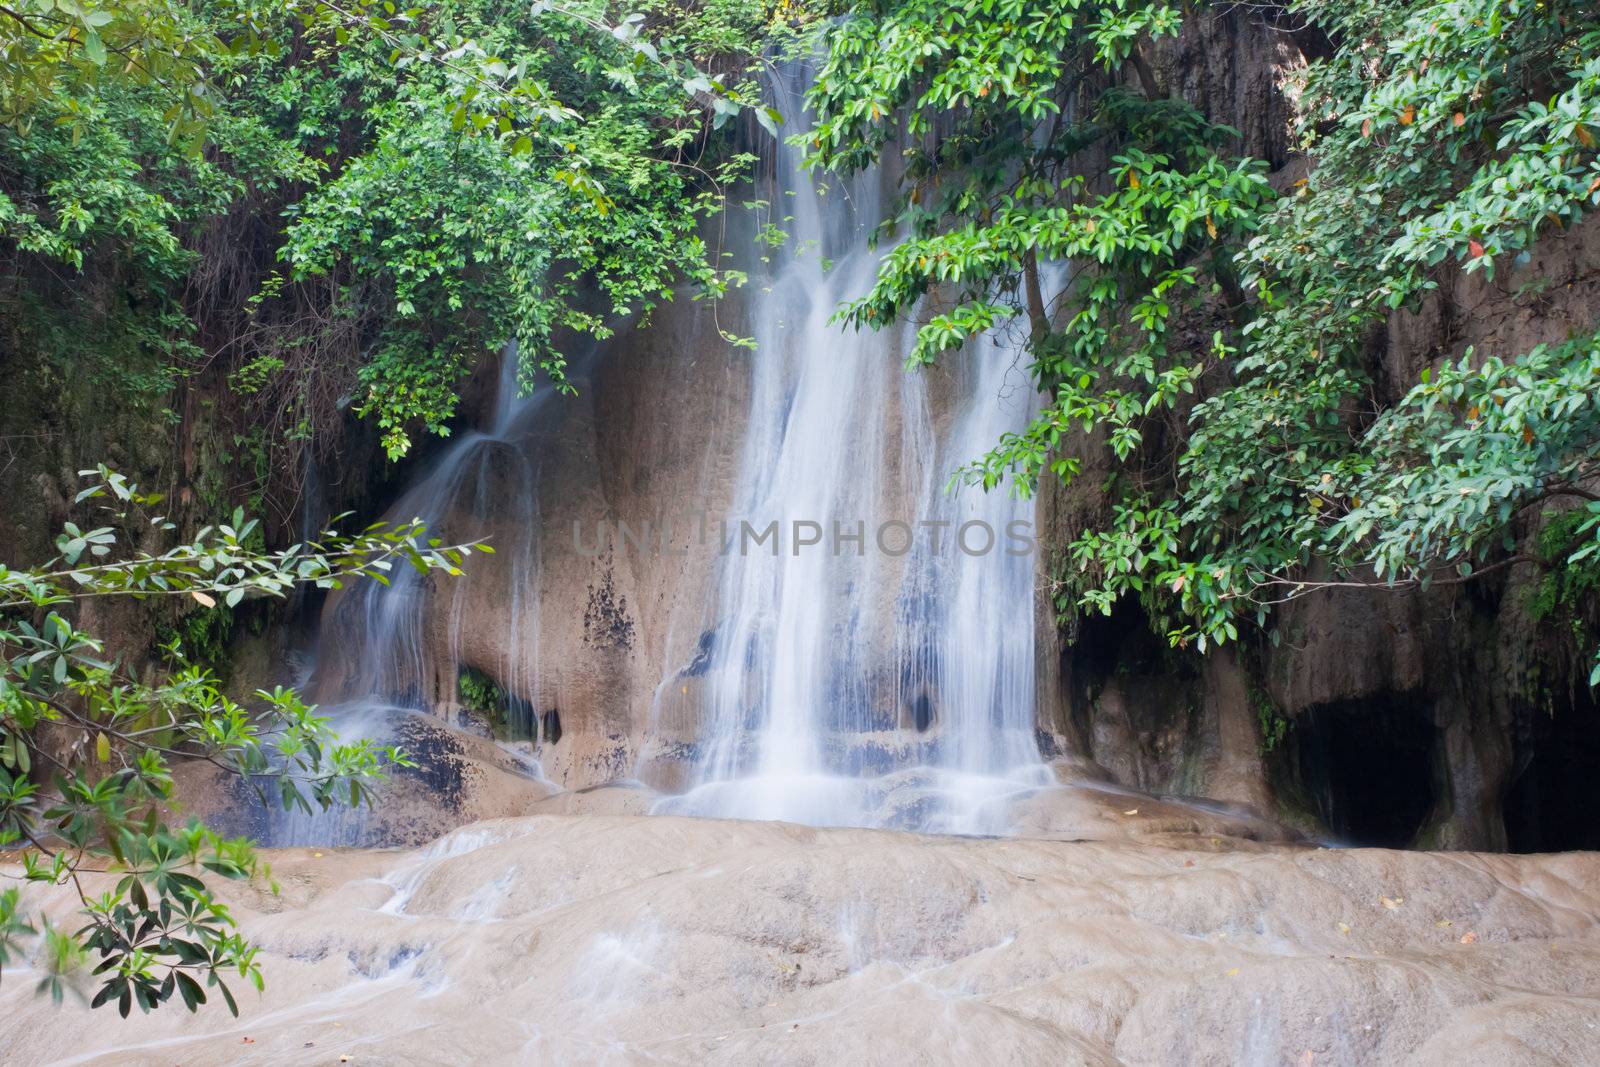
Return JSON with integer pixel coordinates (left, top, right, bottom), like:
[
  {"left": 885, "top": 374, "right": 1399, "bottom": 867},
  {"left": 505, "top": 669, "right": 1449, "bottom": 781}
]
[
  {"left": 327, "top": 350, "right": 545, "bottom": 726},
  {"left": 295, "top": 59, "right": 1057, "bottom": 841},
  {"left": 651, "top": 62, "right": 1054, "bottom": 833},
  {"left": 277, "top": 354, "right": 550, "bottom": 845}
]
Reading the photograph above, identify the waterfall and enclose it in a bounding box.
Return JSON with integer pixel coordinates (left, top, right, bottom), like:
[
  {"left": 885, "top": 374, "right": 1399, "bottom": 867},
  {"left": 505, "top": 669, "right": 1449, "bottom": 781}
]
[
  {"left": 321, "top": 350, "right": 546, "bottom": 731},
  {"left": 278, "top": 354, "right": 550, "bottom": 845},
  {"left": 295, "top": 60, "right": 1056, "bottom": 842},
  {"left": 651, "top": 62, "right": 1053, "bottom": 833}
]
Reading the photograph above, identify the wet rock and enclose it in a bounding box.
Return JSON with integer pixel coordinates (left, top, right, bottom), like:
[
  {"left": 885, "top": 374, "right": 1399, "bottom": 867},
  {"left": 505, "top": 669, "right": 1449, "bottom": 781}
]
[{"left": 6, "top": 814, "right": 1598, "bottom": 1065}]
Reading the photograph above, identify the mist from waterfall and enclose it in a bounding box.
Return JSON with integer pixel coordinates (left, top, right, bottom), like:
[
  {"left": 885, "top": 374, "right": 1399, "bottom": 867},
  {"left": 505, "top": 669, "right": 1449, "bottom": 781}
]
[{"left": 651, "top": 62, "right": 1053, "bottom": 833}]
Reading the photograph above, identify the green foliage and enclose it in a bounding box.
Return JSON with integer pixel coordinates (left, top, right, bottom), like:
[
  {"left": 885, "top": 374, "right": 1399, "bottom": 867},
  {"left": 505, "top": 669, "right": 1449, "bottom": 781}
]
[
  {"left": 1250, "top": 682, "right": 1291, "bottom": 755},
  {"left": 456, "top": 665, "right": 507, "bottom": 724},
  {"left": 1529, "top": 505, "right": 1600, "bottom": 685},
  {"left": 815, "top": 0, "right": 1600, "bottom": 681},
  {"left": 809, "top": 0, "right": 1268, "bottom": 442},
  {"left": 2, "top": 0, "right": 814, "bottom": 469},
  {"left": 268, "top": 0, "right": 799, "bottom": 456},
  {"left": 0, "top": 466, "right": 484, "bottom": 1015},
  {"left": 1176, "top": 0, "right": 1600, "bottom": 674},
  {"left": 0, "top": 0, "right": 226, "bottom": 144}
]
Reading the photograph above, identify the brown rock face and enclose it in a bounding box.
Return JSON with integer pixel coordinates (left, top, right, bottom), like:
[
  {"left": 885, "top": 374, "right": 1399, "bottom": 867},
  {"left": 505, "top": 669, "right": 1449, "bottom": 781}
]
[{"left": 308, "top": 295, "right": 755, "bottom": 794}]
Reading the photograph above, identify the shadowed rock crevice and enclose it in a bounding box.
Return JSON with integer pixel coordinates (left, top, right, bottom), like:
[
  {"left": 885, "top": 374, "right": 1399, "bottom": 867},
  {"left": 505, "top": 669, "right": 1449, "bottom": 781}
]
[
  {"left": 1289, "top": 694, "right": 1440, "bottom": 848},
  {"left": 1503, "top": 686, "right": 1600, "bottom": 852}
]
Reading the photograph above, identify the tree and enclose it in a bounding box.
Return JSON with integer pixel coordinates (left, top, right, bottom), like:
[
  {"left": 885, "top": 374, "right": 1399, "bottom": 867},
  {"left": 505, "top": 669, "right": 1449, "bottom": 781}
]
[
  {"left": 808, "top": 0, "right": 1600, "bottom": 682},
  {"left": 270, "top": 0, "right": 796, "bottom": 457},
  {"left": 2, "top": 0, "right": 812, "bottom": 472},
  {"left": 0, "top": 466, "right": 486, "bottom": 1015}
]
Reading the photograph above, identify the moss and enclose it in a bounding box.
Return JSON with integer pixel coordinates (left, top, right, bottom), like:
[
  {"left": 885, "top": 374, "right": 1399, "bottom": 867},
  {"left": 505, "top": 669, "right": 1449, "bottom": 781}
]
[
  {"left": 1529, "top": 509, "right": 1599, "bottom": 624},
  {"left": 457, "top": 665, "right": 506, "bottom": 718},
  {"left": 455, "top": 665, "right": 539, "bottom": 741},
  {"left": 1248, "top": 679, "right": 1292, "bottom": 755},
  {"left": 155, "top": 605, "right": 235, "bottom": 672},
  {"left": 1521, "top": 508, "right": 1600, "bottom": 705}
]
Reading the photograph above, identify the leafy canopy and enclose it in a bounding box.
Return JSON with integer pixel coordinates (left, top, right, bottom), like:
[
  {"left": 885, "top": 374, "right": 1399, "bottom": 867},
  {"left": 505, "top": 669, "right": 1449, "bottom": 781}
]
[
  {"left": 1, "top": 0, "right": 813, "bottom": 462},
  {"left": 808, "top": 0, "right": 1600, "bottom": 681}
]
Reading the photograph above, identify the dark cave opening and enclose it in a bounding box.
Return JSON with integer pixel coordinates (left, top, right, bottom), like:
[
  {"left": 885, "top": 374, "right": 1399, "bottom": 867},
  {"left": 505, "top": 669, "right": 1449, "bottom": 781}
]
[
  {"left": 1293, "top": 695, "right": 1439, "bottom": 848},
  {"left": 1503, "top": 694, "right": 1600, "bottom": 853},
  {"left": 1071, "top": 599, "right": 1168, "bottom": 682},
  {"left": 541, "top": 707, "right": 563, "bottom": 746}
]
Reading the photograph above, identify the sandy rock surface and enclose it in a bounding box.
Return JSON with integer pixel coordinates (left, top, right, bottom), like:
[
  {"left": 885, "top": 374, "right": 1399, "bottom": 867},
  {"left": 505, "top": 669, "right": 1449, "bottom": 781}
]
[{"left": 2, "top": 812, "right": 1598, "bottom": 1066}]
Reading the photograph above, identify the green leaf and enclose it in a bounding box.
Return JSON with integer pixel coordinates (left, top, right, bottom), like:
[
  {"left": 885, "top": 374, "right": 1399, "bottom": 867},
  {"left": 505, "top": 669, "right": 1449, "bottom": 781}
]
[{"left": 82, "top": 31, "right": 107, "bottom": 67}]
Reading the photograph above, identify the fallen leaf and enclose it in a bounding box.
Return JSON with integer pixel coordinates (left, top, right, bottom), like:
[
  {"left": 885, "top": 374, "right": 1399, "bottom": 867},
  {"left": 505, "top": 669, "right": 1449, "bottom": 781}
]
[
  {"left": 1336, "top": 922, "right": 1351, "bottom": 936},
  {"left": 312, "top": 851, "right": 324, "bottom": 858},
  {"left": 1577, "top": 124, "right": 1596, "bottom": 148},
  {"left": 1435, "top": 919, "right": 1453, "bottom": 928},
  {"left": 1225, "top": 967, "right": 1240, "bottom": 977},
  {"left": 1380, "top": 896, "right": 1404, "bottom": 909},
  {"left": 191, "top": 590, "right": 216, "bottom": 608},
  {"left": 1460, "top": 930, "right": 1478, "bottom": 944},
  {"left": 242, "top": 1037, "right": 255, "bottom": 1044},
  {"left": 1184, "top": 859, "right": 1195, "bottom": 868},
  {"left": 1205, "top": 217, "right": 1218, "bottom": 239},
  {"left": 1300, "top": 1052, "right": 1316, "bottom": 1066},
  {"left": 1123, "top": 808, "right": 1140, "bottom": 816}
]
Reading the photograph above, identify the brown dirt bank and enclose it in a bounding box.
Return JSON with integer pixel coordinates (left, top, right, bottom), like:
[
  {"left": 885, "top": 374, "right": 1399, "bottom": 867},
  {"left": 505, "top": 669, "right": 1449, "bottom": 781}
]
[{"left": 2, "top": 814, "right": 1598, "bottom": 1066}]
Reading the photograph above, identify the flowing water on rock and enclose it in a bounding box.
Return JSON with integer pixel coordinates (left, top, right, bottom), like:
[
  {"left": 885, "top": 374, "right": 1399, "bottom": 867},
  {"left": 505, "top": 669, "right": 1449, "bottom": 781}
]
[
  {"left": 331, "top": 349, "right": 545, "bottom": 726},
  {"left": 650, "top": 63, "right": 1053, "bottom": 832},
  {"left": 297, "top": 61, "right": 1057, "bottom": 837},
  {"left": 274, "top": 354, "right": 552, "bottom": 845}
]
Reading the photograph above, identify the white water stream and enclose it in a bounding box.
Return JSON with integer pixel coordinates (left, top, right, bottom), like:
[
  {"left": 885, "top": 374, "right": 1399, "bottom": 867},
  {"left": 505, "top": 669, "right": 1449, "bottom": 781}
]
[
  {"left": 306, "top": 62, "right": 1055, "bottom": 837},
  {"left": 651, "top": 64, "right": 1053, "bottom": 832}
]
